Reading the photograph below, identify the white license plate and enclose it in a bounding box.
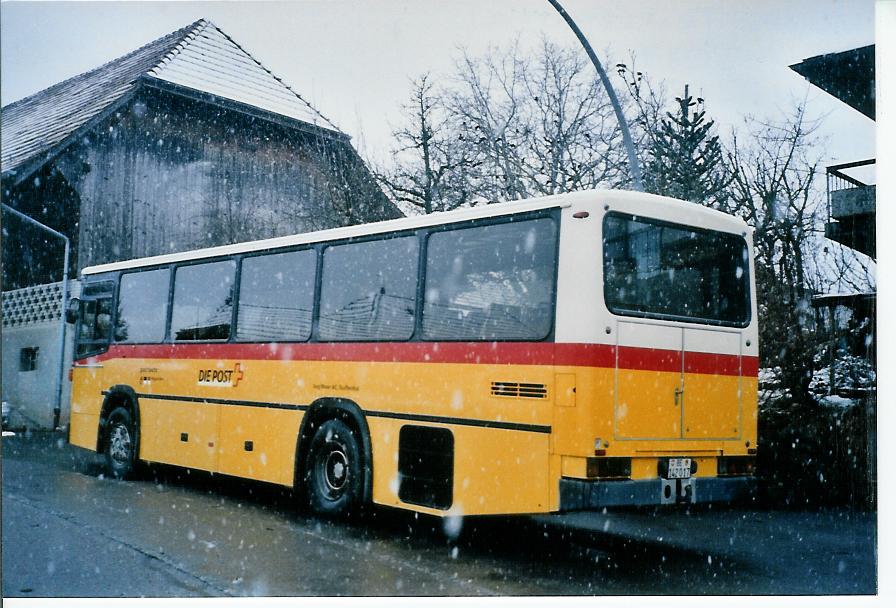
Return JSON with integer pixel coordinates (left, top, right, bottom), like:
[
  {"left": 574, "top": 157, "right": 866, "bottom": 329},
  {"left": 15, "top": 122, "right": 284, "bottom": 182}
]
[{"left": 667, "top": 458, "right": 692, "bottom": 479}]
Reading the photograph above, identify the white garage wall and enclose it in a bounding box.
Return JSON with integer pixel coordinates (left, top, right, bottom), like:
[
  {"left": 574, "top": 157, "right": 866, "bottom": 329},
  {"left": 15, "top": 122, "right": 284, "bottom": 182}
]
[{"left": 2, "top": 280, "right": 80, "bottom": 430}]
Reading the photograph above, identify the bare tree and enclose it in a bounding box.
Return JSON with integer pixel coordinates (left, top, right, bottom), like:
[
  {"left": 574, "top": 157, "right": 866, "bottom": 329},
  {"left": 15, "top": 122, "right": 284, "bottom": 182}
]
[
  {"left": 446, "top": 44, "right": 529, "bottom": 202},
  {"left": 726, "top": 104, "right": 823, "bottom": 399},
  {"left": 547, "top": 0, "right": 644, "bottom": 190},
  {"left": 727, "top": 105, "right": 819, "bottom": 290},
  {"left": 379, "top": 42, "right": 632, "bottom": 212},
  {"left": 378, "top": 74, "right": 471, "bottom": 214},
  {"left": 447, "top": 40, "right": 631, "bottom": 202},
  {"left": 616, "top": 57, "right": 667, "bottom": 165}
]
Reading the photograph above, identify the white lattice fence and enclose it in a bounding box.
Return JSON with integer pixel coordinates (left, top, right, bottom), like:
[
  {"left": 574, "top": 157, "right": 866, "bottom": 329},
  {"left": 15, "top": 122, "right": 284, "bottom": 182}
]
[{"left": 2, "top": 281, "right": 66, "bottom": 328}]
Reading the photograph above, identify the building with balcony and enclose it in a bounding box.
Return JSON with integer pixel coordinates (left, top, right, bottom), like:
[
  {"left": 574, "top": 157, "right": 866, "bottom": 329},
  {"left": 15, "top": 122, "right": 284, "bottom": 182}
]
[
  {"left": 790, "top": 43, "right": 876, "bottom": 357},
  {"left": 826, "top": 159, "right": 875, "bottom": 260},
  {"left": 790, "top": 44, "right": 875, "bottom": 508},
  {"left": 791, "top": 45, "right": 876, "bottom": 261}
]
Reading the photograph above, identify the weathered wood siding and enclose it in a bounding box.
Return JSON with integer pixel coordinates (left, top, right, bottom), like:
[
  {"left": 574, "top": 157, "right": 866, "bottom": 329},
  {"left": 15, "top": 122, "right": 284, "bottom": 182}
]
[
  {"left": 55, "top": 89, "right": 397, "bottom": 271},
  {"left": 1, "top": 165, "right": 81, "bottom": 289}
]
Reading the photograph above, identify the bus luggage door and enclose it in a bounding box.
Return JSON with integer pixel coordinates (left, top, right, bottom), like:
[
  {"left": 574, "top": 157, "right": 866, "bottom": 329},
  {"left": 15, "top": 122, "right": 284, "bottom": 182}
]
[
  {"left": 681, "top": 328, "right": 742, "bottom": 440},
  {"left": 614, "top": 320, "right": 683, "bottom": 440}
]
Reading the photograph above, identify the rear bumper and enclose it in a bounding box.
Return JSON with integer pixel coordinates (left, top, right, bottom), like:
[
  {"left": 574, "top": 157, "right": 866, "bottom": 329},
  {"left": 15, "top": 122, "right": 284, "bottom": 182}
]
[{"left": 559, "top": 476, "right": 756, "bottom": 511}]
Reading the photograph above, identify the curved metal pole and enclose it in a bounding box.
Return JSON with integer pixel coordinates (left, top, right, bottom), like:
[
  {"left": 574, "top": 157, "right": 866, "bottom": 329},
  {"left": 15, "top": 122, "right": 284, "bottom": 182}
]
[
  {"left": 546, "top": 0, "right": 644, "bottom": 191},
  {"left": 2, "top": 203, "right": 70, "bottom": 430}
]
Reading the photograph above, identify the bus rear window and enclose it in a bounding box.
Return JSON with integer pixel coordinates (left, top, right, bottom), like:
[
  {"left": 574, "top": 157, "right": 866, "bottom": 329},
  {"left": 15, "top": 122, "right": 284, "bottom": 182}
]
[{"left": 603, "top": 214, "right": 750, "bottom": 326}]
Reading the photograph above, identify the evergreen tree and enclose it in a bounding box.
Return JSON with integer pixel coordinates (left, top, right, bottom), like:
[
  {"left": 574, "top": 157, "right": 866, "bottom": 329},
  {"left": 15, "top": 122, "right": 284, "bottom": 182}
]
[{"left": 643, "top": 85, "right": 729, "bottom": 206}]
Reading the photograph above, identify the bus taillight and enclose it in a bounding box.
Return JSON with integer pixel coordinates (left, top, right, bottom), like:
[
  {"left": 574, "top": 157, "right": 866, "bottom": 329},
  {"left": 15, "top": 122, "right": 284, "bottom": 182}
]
[
  {"left": 586, "top": 457, "right": 631, "bottom": 479},
  {"left": 717, "top": 456, "right": 756, "bottom": 477}
]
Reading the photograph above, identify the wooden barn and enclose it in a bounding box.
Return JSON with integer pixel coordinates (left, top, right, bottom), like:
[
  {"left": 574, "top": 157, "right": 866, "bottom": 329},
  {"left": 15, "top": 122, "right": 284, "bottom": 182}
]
[
  {"left": 0, "top": 19, "right": 400, "bottom": 430},
  {"left": 1, "top": 18, "right": 401, "bottom": 290}
]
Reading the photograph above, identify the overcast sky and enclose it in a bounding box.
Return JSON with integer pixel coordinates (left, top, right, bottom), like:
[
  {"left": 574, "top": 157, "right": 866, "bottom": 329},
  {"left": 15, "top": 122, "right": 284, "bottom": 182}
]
[{"left": 1, "top": 0, "right": 876, "bottom": 170}]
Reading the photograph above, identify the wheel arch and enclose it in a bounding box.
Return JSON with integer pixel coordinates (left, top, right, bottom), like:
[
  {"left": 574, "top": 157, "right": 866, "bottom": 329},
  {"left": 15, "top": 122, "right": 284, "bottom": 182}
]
[
  {"left": 295, "top": 397, "right": 373, "bottom": 504},
  {"left": 97, "top": 385, "right": 141, "bottom": 454}
]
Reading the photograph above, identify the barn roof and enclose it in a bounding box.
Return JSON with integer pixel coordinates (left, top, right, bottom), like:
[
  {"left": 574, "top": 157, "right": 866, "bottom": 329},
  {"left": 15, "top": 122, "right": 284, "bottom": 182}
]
[{"left": 1, "top": 18, "right": 343, "bottom": 183}]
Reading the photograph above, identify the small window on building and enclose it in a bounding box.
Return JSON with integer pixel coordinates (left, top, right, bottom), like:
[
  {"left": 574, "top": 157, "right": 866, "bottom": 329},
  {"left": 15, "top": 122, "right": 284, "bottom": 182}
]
[{"left": 20, "top": 347, "right": 38, "bottom": 372}]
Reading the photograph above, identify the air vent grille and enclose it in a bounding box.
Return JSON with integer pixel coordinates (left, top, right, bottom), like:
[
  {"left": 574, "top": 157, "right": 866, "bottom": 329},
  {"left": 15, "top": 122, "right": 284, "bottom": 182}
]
[{"left": 491, "top": 381, "right": 548, "bottom": 399}]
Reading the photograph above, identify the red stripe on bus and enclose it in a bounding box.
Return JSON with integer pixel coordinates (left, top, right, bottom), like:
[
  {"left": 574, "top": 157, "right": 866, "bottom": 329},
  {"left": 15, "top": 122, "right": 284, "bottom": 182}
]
[
  {"left": 553, "top": 343, "right": 617, "bottom": 368},
  {"left": 741, "top": 356, "right": 759, "bottom": 377},
  {"left": 616, "top": 345, "right": 682, "bottom": 374},
  {"left": 93, "top": 342, "right": 554, "bottom": 366},
  {"left": 85, "top": 342, "right": 758, "bottom": 377},
  {"left": 685, "top": 351, "right": 742, "bottom": 376}
]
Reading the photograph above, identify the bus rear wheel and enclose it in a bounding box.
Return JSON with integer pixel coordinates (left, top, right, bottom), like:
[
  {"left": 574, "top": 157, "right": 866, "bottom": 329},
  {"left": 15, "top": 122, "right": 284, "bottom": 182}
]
[
  {"left": 305, "top": 419, "right": 363, "bottom": 518},
  {"left": 104, "top": 407, "right": 137, "bottom": 479}
]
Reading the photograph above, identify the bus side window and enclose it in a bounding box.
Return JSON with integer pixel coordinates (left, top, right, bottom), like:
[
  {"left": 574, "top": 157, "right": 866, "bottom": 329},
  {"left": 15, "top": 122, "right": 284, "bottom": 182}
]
[
  {"left": 318, "top": 237, "right": 418, "bottom": 341},
  {"left": 422, "top": 218, "right": 557, "bottom": 341},
  {"left": 171, "top": 260, "right": 237, "bottom": 341},
  {"left": 75, "top": 297, "right": 113, "bottom": 358},
  {"left": 237, "top": 249, "right": 316, "bottom": 342},
  {"left": 115, "top": 268, "right": 170, "bottom": 343},
  {"left": 96, "top": 303, "right": 112, "bottom": 339},
  {"left": 77, "top": 300, "right": 97, "bottom": 343}
]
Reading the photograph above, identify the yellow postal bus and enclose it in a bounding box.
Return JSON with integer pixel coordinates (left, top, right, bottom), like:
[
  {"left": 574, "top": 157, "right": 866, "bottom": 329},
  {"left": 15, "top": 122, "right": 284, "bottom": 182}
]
[{"left": 68, "top": 190, "right": 758, "bottom": 518}]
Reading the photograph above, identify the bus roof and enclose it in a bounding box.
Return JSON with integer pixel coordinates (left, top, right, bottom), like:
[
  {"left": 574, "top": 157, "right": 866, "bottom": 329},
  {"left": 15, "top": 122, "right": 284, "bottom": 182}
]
[{"left": 81, "top": 189, "right": 749, "bottom": 276}]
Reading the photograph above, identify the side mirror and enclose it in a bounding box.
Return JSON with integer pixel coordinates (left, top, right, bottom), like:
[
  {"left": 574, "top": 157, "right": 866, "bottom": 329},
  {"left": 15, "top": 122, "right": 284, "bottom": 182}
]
[{"left": 65, "top": 298, "right": 80, "bottom": 324}]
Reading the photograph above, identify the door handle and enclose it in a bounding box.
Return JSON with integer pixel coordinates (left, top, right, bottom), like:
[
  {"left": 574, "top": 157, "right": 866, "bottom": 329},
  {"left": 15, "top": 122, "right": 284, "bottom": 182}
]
[{"left": 674, "top": 387, "right": 684, "bottom": 407}]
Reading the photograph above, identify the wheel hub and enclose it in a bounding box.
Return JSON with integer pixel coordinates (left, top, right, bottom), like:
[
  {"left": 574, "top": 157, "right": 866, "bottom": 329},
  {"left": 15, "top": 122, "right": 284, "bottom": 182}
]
[
  {"left": 324, "top": 449, "right": 348, "bottom": 491},
  {"left": 109, "top": 424, "right": 131, "bottom": 464}
]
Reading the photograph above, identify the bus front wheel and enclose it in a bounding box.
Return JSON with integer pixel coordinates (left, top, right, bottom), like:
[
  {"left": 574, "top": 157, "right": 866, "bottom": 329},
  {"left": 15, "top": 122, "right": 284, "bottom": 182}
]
[
  {"left": 104, "top": 407, "right": 137, "bottom": 479},
  {"left": 305, "top": 419, "right": 363, "bottom": 518}
]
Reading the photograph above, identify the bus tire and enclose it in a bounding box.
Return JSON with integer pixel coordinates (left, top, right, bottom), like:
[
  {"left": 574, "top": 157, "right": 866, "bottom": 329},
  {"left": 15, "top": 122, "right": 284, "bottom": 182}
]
[
  {"left": 305, "top": 419, "right": 363, "bottom": 518},
  {"left": 104, "top": 407, "right": 137, "bottom": 480}
]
